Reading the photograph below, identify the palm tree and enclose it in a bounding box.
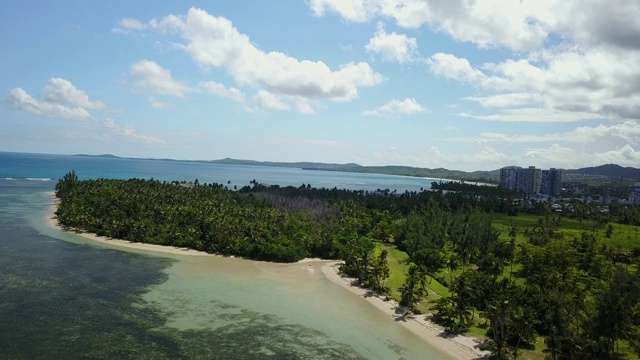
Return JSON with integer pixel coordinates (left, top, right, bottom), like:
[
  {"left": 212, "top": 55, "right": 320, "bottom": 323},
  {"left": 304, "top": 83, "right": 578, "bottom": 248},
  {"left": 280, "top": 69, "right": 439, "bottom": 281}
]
[{"left": 399, "top": 263, "right": 428, "bottom": 312}]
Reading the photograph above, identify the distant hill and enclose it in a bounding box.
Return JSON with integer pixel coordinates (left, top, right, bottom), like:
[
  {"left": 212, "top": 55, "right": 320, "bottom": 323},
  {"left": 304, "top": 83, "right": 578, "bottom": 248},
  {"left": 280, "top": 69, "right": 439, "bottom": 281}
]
[
  {"left": 209, "top": 158, "right": 362, "bottom": 171},
  {"left": 68, "top": 154, "right": 640, "bottom": 185},
  {"left": 73, "top": 153, "right": 120, "bottom": 158},
  {"left": 564, "top": 164, "right": 640, "bottom": 179},
  {"left": 209, "top": 158, "right": 501, "bottom": 183}
]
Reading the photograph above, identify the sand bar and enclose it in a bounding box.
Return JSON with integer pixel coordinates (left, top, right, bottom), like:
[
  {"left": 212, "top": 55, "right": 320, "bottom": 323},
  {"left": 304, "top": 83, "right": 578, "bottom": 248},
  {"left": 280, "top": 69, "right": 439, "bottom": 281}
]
[{"left": 47, "top": 193, "right": 489, "bottom": 360}]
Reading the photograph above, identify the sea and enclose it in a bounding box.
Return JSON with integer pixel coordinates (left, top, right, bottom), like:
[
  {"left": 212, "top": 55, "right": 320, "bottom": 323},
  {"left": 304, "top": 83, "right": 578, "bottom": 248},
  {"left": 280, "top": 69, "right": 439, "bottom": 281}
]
[{"left": 0, "top": 151, "right": 451, "bottom": 360}]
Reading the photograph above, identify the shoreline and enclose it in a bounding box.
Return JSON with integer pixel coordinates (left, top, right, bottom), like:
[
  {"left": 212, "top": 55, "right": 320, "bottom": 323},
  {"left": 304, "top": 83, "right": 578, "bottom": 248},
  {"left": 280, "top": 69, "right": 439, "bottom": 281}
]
[
  {"left": 47, "top": 193, "right": 488, "bottom": 360},
  {"left": 321, "top": 263, "right": 489, "bottom": 360}
]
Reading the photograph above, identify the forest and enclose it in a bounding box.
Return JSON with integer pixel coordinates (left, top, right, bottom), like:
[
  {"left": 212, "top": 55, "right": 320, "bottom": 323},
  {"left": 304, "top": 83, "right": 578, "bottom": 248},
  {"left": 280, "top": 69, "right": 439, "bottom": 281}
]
[{"left": 55, "top": 171, "right": 640, "bottom": 360}]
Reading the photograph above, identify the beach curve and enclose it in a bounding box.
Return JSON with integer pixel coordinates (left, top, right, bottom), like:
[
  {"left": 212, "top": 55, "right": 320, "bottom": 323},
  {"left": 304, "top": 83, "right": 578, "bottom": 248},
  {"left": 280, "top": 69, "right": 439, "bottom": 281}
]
[{"left": 46, "top": 192, "right": 489, "bottom": 360}]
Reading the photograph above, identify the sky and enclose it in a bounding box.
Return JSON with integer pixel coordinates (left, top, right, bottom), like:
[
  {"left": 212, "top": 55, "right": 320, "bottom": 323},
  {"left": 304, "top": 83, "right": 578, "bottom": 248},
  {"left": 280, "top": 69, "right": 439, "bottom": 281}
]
[{"left": 2, "top": 0, "right": 640, "bottom": 171}]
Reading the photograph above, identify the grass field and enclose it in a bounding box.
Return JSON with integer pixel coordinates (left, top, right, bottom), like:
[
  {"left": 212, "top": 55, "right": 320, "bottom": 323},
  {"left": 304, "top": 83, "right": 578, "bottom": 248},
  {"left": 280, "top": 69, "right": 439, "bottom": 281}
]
[
  {"left": 372, "top": 212, "right": 640, "bottom": 360},
  {"left": 492, "top": 212, "right": 640, "bottom": 251}
]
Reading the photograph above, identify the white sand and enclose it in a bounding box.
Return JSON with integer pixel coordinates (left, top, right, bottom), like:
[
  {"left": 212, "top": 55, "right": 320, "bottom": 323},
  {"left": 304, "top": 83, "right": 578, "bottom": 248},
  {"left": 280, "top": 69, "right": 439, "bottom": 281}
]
[
  {"left": 321, "top": 262, "right": 490, "bottom": 360},
  {"left": 47, "top": 193, "right": 489, "bottom": 359}
]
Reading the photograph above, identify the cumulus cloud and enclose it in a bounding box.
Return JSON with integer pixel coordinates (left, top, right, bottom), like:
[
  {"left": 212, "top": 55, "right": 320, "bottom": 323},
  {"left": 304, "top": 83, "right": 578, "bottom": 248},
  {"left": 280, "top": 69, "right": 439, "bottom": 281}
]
[
  {"left": 102, "top": 118, "right": 166, "bottom": 145},
  {"left": 309, "top": 1, "right": 640, "bottom": 52},
  {"left": 6, "top": 77, "right": 115, "bottom": 122},
  {"left": 308, "top": 0, "right": 378, "bottom": 23},
  {"left": 123, "top": 8, "right": 382, "bottom": 112},
  {"left": 363, "top": 98, "right": 427, "bottom": 117},
  {"left": 310, "top": 0, "right": 640, "bottom": 123},
  {"left": 552, "top": 1, "right": 640, "bottom": 50},
  {"left": 6, "top": 78, "right": 165, "bottom": 146},
  {"left": 430, "top": 49, "right": 640, "bottom": 121},
  {"left": 199, "top": 81, "right": 245, "bottom": 103},
  {"left": 42, "top": 78, "right": 109, "bottom": 111},
  {"left": 112, "top": 18, "right": 147, "bottom": 33},
  {"left": 309, "top": 0, "right": 552, "bottom": 51},
  {"left": 130, "top": 60, "right": 192, "bottom": 98},
  {"left": 365, "top": 23, "right": 418, "bottom": 63},
  {"left": 6, "top": 87, "right": 94, "bottom": 121},
  {"left": 253, "top": 90, "right": 290, "bottom": 111}
]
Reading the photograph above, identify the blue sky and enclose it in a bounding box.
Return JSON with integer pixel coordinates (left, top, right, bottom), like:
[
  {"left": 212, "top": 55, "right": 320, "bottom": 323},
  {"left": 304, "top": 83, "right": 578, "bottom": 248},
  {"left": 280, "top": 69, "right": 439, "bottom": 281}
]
[{"left": 2, "top": 0, "right": 640, "bottom": 171}]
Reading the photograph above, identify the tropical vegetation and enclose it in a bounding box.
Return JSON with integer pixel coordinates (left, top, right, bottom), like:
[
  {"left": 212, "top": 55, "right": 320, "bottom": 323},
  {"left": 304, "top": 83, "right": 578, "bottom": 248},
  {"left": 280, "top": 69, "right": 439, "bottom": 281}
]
[{"left": 55, "top": 171, "right": 640, "bottom": 359}]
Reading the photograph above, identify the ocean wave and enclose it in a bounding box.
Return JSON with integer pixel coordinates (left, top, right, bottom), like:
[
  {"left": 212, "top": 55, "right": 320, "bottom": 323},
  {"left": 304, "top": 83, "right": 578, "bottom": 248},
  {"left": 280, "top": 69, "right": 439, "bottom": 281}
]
[{"left": 25, "top": 178, "right": 53, "bottom": 182}]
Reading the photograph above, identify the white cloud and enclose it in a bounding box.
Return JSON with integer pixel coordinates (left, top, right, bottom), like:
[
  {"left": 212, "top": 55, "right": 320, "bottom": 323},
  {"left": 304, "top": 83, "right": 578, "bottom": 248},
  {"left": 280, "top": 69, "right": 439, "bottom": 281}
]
[
  {"left": 552, "top": 1, "right": 640, "bottom": 50},
  {"left": 463, "top": 93, "right": 543, "bottom": 108},
  {"left": 308, "top": 0, "right": 378, "bottom": 23},
  {"left": 444, "top": 121, "right": 640, "bottom": 146},
  {"left": 112, "top": 18, "right": 147, "bottom": 33},
  {"left": 199, "top": 81, "right": 245, "bottom": 103},
  {"left": 428, "top": 53, "right": 510, "bottom": 90},
  {"left": 130, "top": 60, "right": 192, "bottom": 98},
  {"left": 132, "top": 8, "right": 382, "bottom": 109},
  {"left": 6, "top": 87, "right": 94, "bottom": 121},
  {"left": 309, "top": 1, "right": 640, "bottom": 52},
  {"left": 102, "top": 118, "right": 166, "bottom": 145},
  {"left": 309, "top": 0, "right": 553, "bottom": 51},
  {"left": 309, "top": 1, "right": 640, "bottom": 122},
  {"left": 365, "top": 23, "right": 418, "bottom": 63},
  {"left": 290, "top": 97, "right": 316, "bottom": 115},
  {"left": 363, "top": 98, "right": 427, "bottom": 117},
  {"left": 458, "top": 109, "right": 600, "bottom": 123},
  {"left": 42, "top": 78, "right": 110, "bottom": 111},
  {"left": 253, "top": 90, "right": 289, "bottom": 111},
  {"left": 148, "top": 96, "right": 173, "bottom": 109},
  {"left": 6, "top": 79, "right": 166, "bottom": 147},
  {"left": 435, "top": 120, "right": 640, "bottom": 169},
  {"left": 431, "top": 49, "right": 640, "bottom": 121}
]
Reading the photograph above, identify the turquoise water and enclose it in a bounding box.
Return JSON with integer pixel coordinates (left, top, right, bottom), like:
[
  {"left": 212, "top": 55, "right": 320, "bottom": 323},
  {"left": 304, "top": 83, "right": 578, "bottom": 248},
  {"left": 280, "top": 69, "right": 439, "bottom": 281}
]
[{"left": 0, "top": 152, "right": 451, "bottom": 359}]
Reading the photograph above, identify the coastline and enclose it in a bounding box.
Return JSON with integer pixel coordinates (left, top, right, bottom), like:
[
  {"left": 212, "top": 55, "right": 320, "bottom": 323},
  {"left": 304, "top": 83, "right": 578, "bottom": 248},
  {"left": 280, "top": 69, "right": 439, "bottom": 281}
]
[
  {"left": 47, "top": 193, "right": 488, "bottom": 360},
  {"left": 321, "top": 263, "right": 489, "bottom": 360}
]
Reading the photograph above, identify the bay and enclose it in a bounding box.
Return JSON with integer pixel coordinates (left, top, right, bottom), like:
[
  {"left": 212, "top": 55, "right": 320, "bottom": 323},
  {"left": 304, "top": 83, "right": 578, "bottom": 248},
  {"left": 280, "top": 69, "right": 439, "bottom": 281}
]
[
  {"left": 0, "top": 152, "right": 452, "bottom": 359},
  {"left": 0, "top": 151, "right": 436, "bottom": 193}
]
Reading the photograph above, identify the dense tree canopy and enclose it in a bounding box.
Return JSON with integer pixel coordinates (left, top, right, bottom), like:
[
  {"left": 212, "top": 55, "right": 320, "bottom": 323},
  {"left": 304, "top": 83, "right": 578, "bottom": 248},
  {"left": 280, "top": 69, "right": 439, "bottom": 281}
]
[{"left": 55, "top": 172, "right": 640, "bottom": 359}]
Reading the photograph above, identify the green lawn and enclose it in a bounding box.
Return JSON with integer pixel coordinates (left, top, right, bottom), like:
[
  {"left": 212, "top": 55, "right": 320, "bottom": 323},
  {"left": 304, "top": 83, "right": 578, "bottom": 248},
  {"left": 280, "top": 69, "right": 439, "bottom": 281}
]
[
  {"left": 493, "top": 212, "right": 640, "bottom": 251},
  {"left": 372, "top": 213, "right": 640, "bottom": 360}
]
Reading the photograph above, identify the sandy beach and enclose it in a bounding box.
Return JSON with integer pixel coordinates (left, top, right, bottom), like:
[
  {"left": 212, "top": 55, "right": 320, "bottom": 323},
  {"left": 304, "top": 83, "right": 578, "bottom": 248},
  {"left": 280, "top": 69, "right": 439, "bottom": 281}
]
[
  {"left": 47, "top": 194, "right": 489, "bottom": 360},
  {"left": 321, "top": 262, "right": 490, "bottom": 360}
]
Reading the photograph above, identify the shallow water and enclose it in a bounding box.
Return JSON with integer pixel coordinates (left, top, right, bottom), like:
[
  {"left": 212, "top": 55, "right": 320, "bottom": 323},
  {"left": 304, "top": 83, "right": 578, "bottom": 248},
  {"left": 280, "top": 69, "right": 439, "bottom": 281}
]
[{"left": 0, "top": 179, "right": 452, "bottom": 359}]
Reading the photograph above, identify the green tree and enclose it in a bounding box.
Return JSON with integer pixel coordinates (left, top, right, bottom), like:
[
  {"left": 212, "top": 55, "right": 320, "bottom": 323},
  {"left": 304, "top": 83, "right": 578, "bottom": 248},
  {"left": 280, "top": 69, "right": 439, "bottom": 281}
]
[
  {"left": 590, "top": 266, "right": 640, "bottom": 358},
  {"left": 369, "top": 249, "right": 390, "bottom": 293},
  {"left": 399, "top": 263, "right": 428, "bottom": 312}
]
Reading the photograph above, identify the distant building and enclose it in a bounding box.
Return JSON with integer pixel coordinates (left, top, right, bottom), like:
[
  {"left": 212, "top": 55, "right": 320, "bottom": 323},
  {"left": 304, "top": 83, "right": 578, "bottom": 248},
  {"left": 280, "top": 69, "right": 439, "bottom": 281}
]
[
  {"left": 499, "top": 167, "right": 519, "bottom": 192},
  {"left": 630, "top": 182, "right": 640, "bottom": 204},
  {"left": 500, "top": 166, "right": 561, "bottom": 197},
  {"left": 541, "top": 168, "right": 562, "bottom": 197}
]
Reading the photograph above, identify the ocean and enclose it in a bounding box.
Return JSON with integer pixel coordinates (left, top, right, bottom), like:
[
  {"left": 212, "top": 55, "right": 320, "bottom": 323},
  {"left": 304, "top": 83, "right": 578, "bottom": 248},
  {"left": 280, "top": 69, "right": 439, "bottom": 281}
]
[{"left": 0, "top": 151, "right": 451, "bottom": 359}]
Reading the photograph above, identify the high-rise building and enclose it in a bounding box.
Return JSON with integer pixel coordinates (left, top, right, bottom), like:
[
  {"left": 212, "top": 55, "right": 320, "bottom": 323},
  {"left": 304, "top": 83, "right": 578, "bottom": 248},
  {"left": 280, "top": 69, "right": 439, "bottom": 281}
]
[
  {"left": 500, "top": 166, "right": 560, "bottom": 196},
  {"left": 541, "top": 168, "right": 562, "bottom": 197},
  {"left": 499, "top": 167, "right": 519, "bottom": 191}
]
